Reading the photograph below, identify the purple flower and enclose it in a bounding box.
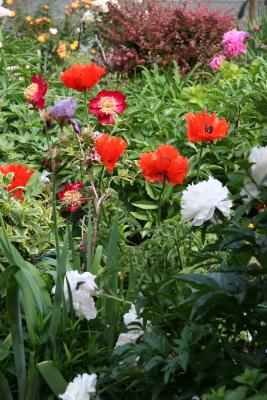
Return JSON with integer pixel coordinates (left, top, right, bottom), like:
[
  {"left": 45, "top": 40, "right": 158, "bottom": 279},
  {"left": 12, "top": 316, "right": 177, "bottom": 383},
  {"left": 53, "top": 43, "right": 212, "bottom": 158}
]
[
  {"left": 48, "top": 98, "right": 81, "bottom": 135},
  {"left": 49, "top": 98, "right": 77, "bottom": 118},
  {"left": 223, "top": 29, "right": 249, "bottom": 58},
  {"left": 210, "top": 54, "right": 226, "bottom": 70}
]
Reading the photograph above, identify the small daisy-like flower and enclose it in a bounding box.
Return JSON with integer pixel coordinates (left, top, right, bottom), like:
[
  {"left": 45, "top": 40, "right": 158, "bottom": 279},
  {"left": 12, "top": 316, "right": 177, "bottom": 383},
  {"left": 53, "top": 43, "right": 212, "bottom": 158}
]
[
  {"left": 58, "top": 182, "right": 87, "bottom": 212},
  {"left": 24, "top": 75, "right": 48, "bottom": 110},
  {"left": 89, "top": 90, "right": 126, "bottom": 125}
]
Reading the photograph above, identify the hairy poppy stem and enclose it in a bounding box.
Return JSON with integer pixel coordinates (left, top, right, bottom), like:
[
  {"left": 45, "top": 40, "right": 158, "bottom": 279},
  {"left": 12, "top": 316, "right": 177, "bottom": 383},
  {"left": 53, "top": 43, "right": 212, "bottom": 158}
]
[
  {"left": 158, "top": 178, "right": 166, "bottom": 224},
  {"left": 196, "top": 142, "right": 204, "bottom": 182},
  {"left": 84, "top": 89, "right": 88, "bottom": 115}
]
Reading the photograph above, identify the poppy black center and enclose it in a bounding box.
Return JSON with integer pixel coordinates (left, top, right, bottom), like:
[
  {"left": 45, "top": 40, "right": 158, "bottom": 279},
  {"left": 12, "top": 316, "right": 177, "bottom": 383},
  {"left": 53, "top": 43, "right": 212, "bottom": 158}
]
[{"left": 204, "top": 124, "right": 214, "bottom": 134}]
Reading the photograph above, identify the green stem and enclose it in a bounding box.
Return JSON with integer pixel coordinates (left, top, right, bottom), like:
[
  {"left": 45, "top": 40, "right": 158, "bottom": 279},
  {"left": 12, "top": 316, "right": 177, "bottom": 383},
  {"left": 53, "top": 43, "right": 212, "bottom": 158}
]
[
  {"left": 196, "top": 142, "right": 204, "bottom": 182},
  {"left": 52, "top": 158, "right": 60, "bottom": 256},
  {"left": 84, "top": 89, "right": 88, "bottom": 116},
  {"left": 158, "top": 179, "right": 166, "bottom": 224}
]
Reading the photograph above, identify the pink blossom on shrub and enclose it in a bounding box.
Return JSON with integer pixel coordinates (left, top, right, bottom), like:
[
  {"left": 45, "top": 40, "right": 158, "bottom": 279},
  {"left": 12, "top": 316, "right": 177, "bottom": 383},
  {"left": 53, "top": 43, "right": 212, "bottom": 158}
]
[
  {"left": 210, "top": 54, "right": 226, "bottom": 70},
  {"left": 253, "top": 25, "right": 260, "bottom": 32},
  {"left": 223, "top": 29, "right": 249, "bottom": 58}
]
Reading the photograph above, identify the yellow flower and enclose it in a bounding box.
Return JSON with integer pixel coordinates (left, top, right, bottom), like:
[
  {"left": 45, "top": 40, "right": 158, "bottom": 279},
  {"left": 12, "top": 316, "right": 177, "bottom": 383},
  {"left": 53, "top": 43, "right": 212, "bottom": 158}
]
[
  {"left": 248, "top": 223, "right": 255, "bottom": 230},
  {"left": 71, "top": 2, "right": 79, "bottom": 9},
  {"left": 10, "top": 10, "right": 16, "bottom": 18},
  {"left": 38, "top": 33, "right": 49, "bottom": 43},
  {"left": 35, "top": 18, "right": 44, "bottom": 24},
  {"left": 70, "top": 40, "right": 79, "bottom": 51},
  {"left": 6, "top": 0, "right": 13, "bottom": 5},
  {"left": 25, "top": 15, "right": 33, "bottom": 22},
  {"left": 65, "top": 11, "right": 71, "bottom": 16},
  {"left": 90, "top": 48, "right": 96, "bottom": 54},
  {"left": 57, "top": 43, "right": 67, "bottom": 59},
  {"left": 43, "top": 4, "right": 49, "bottom": 11}
]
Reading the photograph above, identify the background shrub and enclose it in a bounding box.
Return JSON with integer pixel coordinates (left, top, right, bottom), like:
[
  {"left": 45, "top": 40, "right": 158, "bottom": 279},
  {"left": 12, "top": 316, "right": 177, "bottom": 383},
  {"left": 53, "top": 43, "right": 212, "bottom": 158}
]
[{"left": 99, "top": 0, "right": 235, "bottom": 74}]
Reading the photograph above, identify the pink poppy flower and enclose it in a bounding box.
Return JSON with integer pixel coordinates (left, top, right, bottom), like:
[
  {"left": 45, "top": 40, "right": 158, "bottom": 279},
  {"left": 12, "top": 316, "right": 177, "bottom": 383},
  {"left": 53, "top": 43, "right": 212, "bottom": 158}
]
[
  {"left": 24, "top": 75, "right": 48, "bottom": 110},
  {"left": 89, "top": 90, "right": 126, "bottom": 125},
  {"left": 58, "top": 182, "right": 87, "bottom": 213}
]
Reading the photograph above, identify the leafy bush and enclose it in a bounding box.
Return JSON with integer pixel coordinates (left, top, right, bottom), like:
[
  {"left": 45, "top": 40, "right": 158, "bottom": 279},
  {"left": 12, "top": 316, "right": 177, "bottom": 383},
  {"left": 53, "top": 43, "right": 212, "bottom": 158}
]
[{"left": 99, "top": 0, "right": 235, "bottom": 74}]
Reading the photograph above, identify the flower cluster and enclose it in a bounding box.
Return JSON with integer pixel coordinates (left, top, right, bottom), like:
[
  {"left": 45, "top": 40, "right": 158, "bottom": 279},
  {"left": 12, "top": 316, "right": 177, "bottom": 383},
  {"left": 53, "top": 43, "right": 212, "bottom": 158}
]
[{"left": 210, "top": 28, "right": 249, "bottom": 70}]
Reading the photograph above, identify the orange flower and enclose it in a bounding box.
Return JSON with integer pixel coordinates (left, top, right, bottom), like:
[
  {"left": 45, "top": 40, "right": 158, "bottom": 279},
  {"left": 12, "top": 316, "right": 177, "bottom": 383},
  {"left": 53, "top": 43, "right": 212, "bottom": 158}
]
[
  {"left": 185, "top": 111, "right": 229, "bottom": 142},
  {"left": 60, "top": 62, "right": 105, "bottom": 92},
  {"left": 0, "top": 164, "right": 34, "bottom": 200},
  {"left": 95, "top": 134, "right": 127, "bottom": 172},
  {"left": 57, "top": 42, "right": 67, "bottom": 59},
  {"left": 139, "top": 144, "right": 189, "bottom": 186}
]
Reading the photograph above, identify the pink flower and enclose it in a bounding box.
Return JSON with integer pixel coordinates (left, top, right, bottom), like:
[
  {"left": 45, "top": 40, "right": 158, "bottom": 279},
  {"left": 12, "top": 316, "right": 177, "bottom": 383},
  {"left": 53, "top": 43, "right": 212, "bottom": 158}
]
[
  {"left": 253, "top": 25, "right": 260, "bottom": 32},
  {"left": 89, "top": 90, "right": 126, "bottom": 125},
  {"left": 58, "top": 182, "right": 87, "bottom": 213},
  {"left": 223, "top": 29, "right": 249, "bottom": 58},
  {"left": 210, "top": 54, "right": 226, "bottom": 70}
]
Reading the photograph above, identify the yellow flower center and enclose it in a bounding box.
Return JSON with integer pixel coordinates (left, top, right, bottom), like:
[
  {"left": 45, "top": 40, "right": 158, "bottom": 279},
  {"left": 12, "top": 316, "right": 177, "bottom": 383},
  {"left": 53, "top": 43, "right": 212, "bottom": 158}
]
[
  {"left": 63, "top": 190, "right": 82, "bottom": 206},
  {"left": 24, "top": 83, "right": 38, "bottom": 101},
  {"left": 248, "top": 223, "right": 255, "bottom": 229},
  {"left": 99, "top": 96, "right": 116, "bottom": 115}
]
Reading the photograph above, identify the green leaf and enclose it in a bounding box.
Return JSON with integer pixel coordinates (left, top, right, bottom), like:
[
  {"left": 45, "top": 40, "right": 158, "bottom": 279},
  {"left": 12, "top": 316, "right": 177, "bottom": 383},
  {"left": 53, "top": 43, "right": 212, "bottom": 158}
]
[
  {"left": 0, "top": 373, "right": 13, "bottom": 400},
  {"left": 37, "top": 361, "right": 67, "bottom": 397},
  {"left": 6, "top": 273, "right": 26, "bottom": 400},
  {"left": 92, "top": 245, "right": 103, "bottom": 275},
  {"left": 132, "top": 201, "right": 158, "bottom": 210},
  {"left": 0, "top": 334, "right": 12, "bottom": 361}
]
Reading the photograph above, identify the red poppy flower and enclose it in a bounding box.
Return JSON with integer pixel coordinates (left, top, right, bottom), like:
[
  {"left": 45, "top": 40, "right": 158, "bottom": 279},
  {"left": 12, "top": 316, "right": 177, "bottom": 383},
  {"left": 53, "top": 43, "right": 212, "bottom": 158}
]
[
  {"left": 60, "top": 62, "right": 106, "bottom": 92},
  {"left": 0, "top": 164, "right": 34, "bottom": 200},
  {"left": 58, "top": 182, "right": 87, "bottom": 213},
  {"left": 89, "top": 90, "right": 126, "bottom": 125},
  {"left": 95, "top": 133, "right": 127, "bottom": 173},
  {"left": 139, "top": 144, "right": 189, "bottom": 186},
  {"left": 185, "top": 111, "right": 229, "bottom": 142},
  {"left": 24, "top": 75, "right": 48, "bottom": 110}
]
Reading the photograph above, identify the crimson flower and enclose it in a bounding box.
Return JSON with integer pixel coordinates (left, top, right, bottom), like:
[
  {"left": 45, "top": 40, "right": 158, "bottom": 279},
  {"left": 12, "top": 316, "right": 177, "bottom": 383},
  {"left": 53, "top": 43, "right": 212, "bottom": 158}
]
[
  {"left": 60, "top": 62, "right": 106, "bottom": 92},
  {"left": 89, "top": 90, "right": 126, "bottom": 125},
  {"left": 139, "top": 144, "right": 189, "bottom": 186},
  {"left": 95, "top": 133, "right": 127, "bottom": 172},
  {"left": 185, "top": 111, "right": 229, "bottom": 142},
  {"left": 0, "top": 164, "right": 34, "bottom": 200},
  {"left": 58, "top": 182, "right": 87, "bottom": 213},
  {"left": 24, "top": 75, "right": 48, "bottom": 110}
]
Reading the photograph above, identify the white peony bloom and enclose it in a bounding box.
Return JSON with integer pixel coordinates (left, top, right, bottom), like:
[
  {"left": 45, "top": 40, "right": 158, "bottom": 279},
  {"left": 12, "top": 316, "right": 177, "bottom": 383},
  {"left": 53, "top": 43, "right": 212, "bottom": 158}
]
[
  {"left": 72, "top": 285, "right": 97, "bottom": 321},
  {"left": 241, "top": 146, "right": 267, "bottom": 199},
  {"left": 81, "top": 10, "right": 95, "bottom": 25},
  {"left": 49, "top": 28, "right": 58, "bottom": 35},
  {"left": 123, "top": 304, "right": 143, "bottom": 328},
  {"left": 40, "top": 170, "right": 51, "bottom": 183},
  {"left": 52, "top": 270, "right": 99, "bottom": 321},
  {"left": 115, "top": 331, "right": 143, "bottom": 348},
  {"left": 0, "top": 6, "right": 12, "bottom": 18},
  {"left": 181, "top": 177, "right": 232, "bottom": 226},
  {"left": 59, "top": 373, "right": 97, "bottom": 400}
]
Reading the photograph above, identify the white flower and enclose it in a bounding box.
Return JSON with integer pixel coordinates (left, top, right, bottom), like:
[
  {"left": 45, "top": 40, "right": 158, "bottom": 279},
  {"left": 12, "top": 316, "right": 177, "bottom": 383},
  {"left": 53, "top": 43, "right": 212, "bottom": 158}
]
[
  {"left": 0, "top": 6, "right": 12, "bottom": 18},
  {"left": 49, "top": 28, "right": 58, "bottom": 35},
  {"left": 81, "top": 10, "right": 95, "bottom": 24},
  {"left": 0, "top": 42, "right": 3, "bottom": 49},
  {"left": 241, "top": 146, "right": 267, "bottom": 199},
  {"left": 115, "top": 331, "right": 143, "bottom": 348},
  {"left": 90, "top": 0, "right": 118, "bottom": 13},
  {"left": 72, "top": 287, "right": 97, "bottom": 321},
  {"left": 181, "top": 177, "right": 232, "bottom": 226},
  {"left": 59, "top": 373, "right": 97, "bottom": 400},
  {"left": 40, "top": 170, "right": 51, "bottom": 183},
  {"left": 123, "top": 304, "right": 143, "bottom": 328},
  {"left": 52, "top": 270, "right": 99, "bottom": 321}
]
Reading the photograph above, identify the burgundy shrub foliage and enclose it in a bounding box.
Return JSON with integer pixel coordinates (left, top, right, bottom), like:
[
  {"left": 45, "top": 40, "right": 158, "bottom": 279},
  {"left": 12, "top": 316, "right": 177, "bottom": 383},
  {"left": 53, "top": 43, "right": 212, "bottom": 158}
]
[{"left": 99, "top": 0, "right": 235, "bottom": 74}]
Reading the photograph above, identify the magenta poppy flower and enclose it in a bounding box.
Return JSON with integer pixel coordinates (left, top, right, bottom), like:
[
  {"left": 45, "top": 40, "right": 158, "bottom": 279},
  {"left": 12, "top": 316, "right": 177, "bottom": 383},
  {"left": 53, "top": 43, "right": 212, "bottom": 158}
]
[
  {"left": 24, "top": 75, "right": 48, "bottom": 110},
  {"left": 58, "top": 182, "right": 87, "bottom": 213},
  {"left": 89, "top": 90, "right": 126, "bottom": 125}
]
